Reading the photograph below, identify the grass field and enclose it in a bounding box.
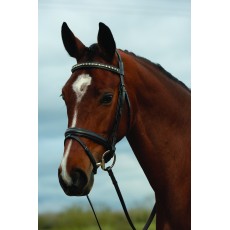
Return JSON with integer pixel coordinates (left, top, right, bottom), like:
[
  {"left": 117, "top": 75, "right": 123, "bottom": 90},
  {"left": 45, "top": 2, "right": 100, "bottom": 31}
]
[{"left": 38, "top": 206, "right": 156, "bottom": 230}]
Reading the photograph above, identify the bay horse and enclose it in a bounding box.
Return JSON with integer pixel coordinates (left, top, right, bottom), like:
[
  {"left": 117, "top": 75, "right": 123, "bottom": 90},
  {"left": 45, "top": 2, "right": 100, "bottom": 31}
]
[{"left": 58, "top": 22, "right": 191, "bottom": 230}]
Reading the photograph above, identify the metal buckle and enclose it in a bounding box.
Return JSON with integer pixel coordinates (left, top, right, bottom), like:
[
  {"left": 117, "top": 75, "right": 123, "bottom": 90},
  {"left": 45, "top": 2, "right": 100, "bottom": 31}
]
[{"left": 96, "top": 150, "right": 116, "bottom": 171}]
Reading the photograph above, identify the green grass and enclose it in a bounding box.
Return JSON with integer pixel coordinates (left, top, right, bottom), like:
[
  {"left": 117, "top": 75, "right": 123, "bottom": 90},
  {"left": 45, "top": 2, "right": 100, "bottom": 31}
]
[{"left": 38, "top": 207, "right": 156, "bottom": 230}]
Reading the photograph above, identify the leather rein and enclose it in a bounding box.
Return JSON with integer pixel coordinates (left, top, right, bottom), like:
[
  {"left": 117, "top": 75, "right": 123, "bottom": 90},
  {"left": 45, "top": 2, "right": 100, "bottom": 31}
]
[{"left": 64, "top": 51, "right": 156, "bottom": 230}]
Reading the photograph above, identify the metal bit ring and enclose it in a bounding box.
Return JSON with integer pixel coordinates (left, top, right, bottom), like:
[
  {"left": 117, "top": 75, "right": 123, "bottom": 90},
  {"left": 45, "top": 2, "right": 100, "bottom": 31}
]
[{"left": 100, "top": 150, "right": 116, "bottom": 171}]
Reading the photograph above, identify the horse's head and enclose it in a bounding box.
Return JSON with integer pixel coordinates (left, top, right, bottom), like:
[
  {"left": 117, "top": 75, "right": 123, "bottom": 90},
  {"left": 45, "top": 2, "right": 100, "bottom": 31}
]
[{"left": 58, "top": 22, "right": 130, "bottom": 196}]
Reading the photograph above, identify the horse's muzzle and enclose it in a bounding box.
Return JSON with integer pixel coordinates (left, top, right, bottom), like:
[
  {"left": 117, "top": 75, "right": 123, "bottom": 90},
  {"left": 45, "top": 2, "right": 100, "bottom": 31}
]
[{"left": 58, "top": 168, "right": 94, "bottom": 196}]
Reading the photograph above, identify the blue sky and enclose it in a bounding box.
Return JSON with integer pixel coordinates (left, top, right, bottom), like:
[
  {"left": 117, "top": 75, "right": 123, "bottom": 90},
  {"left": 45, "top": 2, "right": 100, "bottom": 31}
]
[{"left": 38, "top": 0, "right": 191, "bottom": 213}]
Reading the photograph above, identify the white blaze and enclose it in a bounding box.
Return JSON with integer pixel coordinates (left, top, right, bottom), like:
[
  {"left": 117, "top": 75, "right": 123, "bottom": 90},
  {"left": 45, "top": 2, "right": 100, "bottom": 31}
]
[
  {"left": 72, "top": 74, "right": 92, "bottom": 104},
  {"left": 60, "top": 74, "right": 92, "bottom": 185}
]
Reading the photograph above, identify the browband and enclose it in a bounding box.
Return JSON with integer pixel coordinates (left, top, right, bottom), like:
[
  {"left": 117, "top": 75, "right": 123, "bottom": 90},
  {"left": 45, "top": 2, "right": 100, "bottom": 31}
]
[{"left": 71, "top": 62, "right": 120, "bottom": 74}]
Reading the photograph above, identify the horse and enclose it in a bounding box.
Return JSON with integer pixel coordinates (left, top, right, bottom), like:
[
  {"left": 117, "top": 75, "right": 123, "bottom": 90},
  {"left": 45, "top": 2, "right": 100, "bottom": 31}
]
[{"left": 58, "top": 22, "right": 191, "bottom": 230}]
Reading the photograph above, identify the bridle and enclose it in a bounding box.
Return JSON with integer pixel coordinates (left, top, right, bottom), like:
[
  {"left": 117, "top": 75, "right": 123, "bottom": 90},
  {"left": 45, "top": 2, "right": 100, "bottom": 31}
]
[
  {"left": 64, "top": 50, "right": 131, "bottom": 174},
  {"left": 63, "top": 50, "right": 156, "bottom": 230}
]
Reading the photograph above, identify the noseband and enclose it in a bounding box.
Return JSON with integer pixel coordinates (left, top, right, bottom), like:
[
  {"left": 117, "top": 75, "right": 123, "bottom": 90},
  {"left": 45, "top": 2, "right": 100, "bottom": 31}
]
[{"left": 64, "top": 51, "right": 131, "bottom": 174}]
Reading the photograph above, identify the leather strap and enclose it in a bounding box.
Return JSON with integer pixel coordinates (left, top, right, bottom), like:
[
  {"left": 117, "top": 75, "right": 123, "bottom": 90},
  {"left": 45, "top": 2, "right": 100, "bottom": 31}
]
[
  {"left": 72, "top": 62, "right": 120, "bottom": 74},
  {"left": 64, "top": 133, "right": 98, "bottom": 174},
  {"left": 107, "top": 168, "right": 136, "bottom": 229},
  {"left": 86, "top": 167, "right": 156, "bottom": 230},
  {"left": 65, "top": 128, "right": 110, "bottom": 148}
]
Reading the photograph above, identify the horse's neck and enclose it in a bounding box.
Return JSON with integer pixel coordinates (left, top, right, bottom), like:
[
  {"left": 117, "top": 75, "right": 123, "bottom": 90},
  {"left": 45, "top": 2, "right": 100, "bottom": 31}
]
[{"left": 125, "top": 54, "right": 191, "bottom": 192}]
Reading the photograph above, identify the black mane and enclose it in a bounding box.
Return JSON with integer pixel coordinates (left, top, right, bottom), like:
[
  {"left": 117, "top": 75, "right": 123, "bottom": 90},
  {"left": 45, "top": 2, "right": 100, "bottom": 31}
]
[{"left": 123, "top": 50, "right": 191, "bottom": 92}]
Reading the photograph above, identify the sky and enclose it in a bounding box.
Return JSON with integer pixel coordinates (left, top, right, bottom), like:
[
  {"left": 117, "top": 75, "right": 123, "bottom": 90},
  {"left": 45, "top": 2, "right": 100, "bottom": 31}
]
[{"left": 38, "top": 0, "right": 191, "bottom": 214}]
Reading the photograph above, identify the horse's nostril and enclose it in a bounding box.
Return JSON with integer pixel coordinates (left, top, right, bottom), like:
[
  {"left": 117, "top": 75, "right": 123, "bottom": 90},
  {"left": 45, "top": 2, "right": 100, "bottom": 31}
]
[
  {"left": 72, "top": 171, "right": 81, "bottom": 187},
  {"left": 71, "top": 169, "right": 87, "bottom": 189}
]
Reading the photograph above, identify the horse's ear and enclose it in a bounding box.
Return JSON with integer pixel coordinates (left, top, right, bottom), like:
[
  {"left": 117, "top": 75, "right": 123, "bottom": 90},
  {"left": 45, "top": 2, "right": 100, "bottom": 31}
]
[
  {"left": 61, "top": 22, "right": 86, "bottom": 60},
  {"left": 97, "top": 22, "right": 116, "bottom": 61}
]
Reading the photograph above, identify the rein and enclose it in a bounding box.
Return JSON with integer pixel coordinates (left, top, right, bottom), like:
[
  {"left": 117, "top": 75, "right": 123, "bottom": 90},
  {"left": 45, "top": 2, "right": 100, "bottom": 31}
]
[{"left": 64, "top": 51, "right": 156, "bottom": 229}]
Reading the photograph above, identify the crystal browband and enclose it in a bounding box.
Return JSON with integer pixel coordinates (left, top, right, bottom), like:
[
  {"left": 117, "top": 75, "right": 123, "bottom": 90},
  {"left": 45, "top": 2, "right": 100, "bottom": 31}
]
[{"left": 71, "top": 62, "right": 120, "bottom": 74}]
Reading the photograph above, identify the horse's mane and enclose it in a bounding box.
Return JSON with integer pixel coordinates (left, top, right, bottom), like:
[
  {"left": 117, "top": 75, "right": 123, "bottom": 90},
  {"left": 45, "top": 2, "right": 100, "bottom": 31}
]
[{"left": 123, "top": 50, "right": 191, "bottom": 92}]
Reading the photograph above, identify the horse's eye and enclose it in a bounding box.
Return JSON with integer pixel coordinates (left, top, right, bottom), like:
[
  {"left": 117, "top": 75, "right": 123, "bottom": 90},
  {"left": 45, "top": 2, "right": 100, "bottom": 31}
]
[{"left": 101, "top": 93, "right": 113, "bottom": 104}]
